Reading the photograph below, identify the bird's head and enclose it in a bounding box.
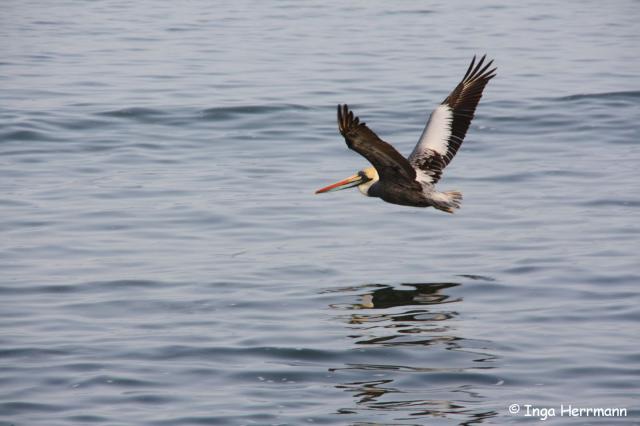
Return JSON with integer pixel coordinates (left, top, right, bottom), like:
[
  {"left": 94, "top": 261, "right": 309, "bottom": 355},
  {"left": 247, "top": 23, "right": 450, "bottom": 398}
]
[{"left": 315, "top": 166, "right": 379, "bottom": 196}]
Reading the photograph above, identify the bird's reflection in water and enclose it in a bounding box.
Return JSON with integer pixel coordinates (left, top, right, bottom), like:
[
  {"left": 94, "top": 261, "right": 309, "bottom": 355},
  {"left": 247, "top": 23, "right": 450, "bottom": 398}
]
[{"left": 327, "top": 282, "right": 499, "bottom": 425}]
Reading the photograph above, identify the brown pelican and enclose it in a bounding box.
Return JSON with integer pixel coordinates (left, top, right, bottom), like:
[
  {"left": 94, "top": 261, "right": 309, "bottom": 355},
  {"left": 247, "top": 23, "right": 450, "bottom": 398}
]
[{"left": 315, "top": 55, "right": 496, "bottom": 213}]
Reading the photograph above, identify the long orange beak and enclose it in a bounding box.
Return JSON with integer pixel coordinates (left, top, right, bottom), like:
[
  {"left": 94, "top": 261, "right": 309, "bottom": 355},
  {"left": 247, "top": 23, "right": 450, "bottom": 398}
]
[{"left": 315, "top": 174, "right": 364, "bottom": 194}]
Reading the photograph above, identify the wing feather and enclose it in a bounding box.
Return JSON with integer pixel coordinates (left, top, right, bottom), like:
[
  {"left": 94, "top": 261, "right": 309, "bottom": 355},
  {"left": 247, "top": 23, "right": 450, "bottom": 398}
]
[
  {"left": 409, "top": 55, "right": 496, "bottom": 184},
  {"left": 337, "top": 104, "right": 416, "bottom": 183}
]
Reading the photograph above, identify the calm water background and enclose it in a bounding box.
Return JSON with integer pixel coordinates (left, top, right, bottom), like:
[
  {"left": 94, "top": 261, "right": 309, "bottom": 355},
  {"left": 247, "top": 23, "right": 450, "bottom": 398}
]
[{"left": 1, "top": 1, "right": 639, "bottom": 425}]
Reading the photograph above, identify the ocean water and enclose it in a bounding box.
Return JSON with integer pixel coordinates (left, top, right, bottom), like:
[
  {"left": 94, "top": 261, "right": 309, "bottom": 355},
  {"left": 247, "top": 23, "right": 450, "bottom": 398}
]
[{"left": 1, "top": 1, "right": 639, "bottom": 425}]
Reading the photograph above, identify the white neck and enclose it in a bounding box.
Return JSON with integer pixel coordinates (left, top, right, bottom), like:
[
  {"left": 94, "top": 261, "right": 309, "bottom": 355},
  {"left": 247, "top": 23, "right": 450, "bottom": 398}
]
[{"left": 358, "top": 179, "right": 377, "bottom": 196}]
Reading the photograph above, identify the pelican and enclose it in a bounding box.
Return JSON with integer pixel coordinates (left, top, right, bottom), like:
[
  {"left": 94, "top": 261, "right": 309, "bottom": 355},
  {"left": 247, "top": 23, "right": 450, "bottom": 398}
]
[{"left": 315, "top": 55, "right": 496, "bottom": 213}]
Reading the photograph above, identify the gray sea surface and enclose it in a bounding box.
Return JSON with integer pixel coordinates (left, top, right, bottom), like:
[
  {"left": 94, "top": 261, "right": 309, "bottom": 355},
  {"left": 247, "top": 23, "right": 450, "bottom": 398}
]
[{"left": 1, "top": 1, "right": 639, "bottom": 425}]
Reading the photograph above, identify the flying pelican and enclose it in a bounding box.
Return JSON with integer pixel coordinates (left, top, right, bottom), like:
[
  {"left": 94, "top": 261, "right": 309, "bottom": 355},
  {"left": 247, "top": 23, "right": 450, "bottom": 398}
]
[{"left": 315, "top": 55, "right": 496, "bottom": 213}]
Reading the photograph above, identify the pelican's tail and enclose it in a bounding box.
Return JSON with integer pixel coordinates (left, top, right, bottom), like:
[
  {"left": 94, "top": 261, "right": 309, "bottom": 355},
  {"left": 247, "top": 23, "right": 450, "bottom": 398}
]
[{"left": 432, "top": 191, "right": 463, "bottom": 214}]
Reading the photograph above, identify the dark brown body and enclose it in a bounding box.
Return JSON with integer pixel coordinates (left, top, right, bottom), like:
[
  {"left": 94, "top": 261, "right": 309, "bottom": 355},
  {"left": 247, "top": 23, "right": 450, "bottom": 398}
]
[{"left": 368, "top": 181, "right": 431, "bottom": 208}]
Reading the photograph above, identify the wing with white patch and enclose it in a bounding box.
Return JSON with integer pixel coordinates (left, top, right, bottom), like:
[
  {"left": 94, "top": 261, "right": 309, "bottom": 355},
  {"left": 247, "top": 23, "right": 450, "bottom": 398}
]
[{"left": 409, "top": 55, "right": 496, "bottom": 184}]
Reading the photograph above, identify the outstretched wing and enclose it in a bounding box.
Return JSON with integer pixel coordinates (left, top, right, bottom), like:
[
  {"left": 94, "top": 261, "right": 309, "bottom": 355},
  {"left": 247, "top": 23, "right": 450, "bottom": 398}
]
[
  {"left": 409, "top": 55, "right": 496, "bottom": 184},
  {"left": 337, "top": 104, "right": 416, "bottom": 184}
]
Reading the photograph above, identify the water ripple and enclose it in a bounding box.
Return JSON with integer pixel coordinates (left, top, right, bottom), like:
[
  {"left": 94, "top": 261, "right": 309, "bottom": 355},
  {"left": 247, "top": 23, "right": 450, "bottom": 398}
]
[
  {"left": 558, "top": 90, "right": 640, "bottom": 101},
  {"left": 1, "top": 0, "right": 638, "bottom": 424}
]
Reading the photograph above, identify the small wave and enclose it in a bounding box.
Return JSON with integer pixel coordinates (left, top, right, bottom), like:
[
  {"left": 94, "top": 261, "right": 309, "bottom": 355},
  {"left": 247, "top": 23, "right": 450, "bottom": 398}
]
[
  {"left": 0, "top": 347, "right": 68, "bottom": 359},
  {"left": 201, "top": 103, "right": 310, "bottom": 120},
  {"left": 119, "top": 345, "right": 344, "bottom": 362},
  {"left": 579, "top": 198, "right": 640, "bottom": 208},
  {"left": 54, "top": 117, "right": 112, "bottom": 131},
  {"left": 32, "top": 20, "right": 67, "bottom": 26},
  {"left": 166, "top": 26, "right": 195, "bottom": 32},
  {"left": 95, "top": 104, "right": 311, "bottom": 124},
  {"left": 457, "top": 274, "right": 496, "bottom": 281},
  {"left": 74, "top": 374, "right": 163, "bottom": 389},
  {"left": 0, "top": 279, "right": 168, "bottom": 296},
  {"left": 66, "top": 415, "right": 110, "bottom": 423},
  {"left": 96, "top": 107, "right": 169, "bottom": 123},
  {"left": 473, "top": 171, "right": 537, "bottom": 183},
  {"left": 0, "top": 129, "right": 62, "bottom": 142},
  {"left": 558, "top": 90, "right": 640, "bottom": 101},
  {"left": 385, "top": 9, "right": 435, "bottom": 15},
  {"left": 0, "top": 401, "right": 67, "bottom": 415}
]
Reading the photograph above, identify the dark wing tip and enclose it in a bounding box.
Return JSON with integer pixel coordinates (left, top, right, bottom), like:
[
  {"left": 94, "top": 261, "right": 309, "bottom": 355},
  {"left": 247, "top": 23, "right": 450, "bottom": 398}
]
[
  {"left": 463, "top": 55, "right": 476, "bottom": 80},
  {"left": 465, "top": 54, "right": 497, "bottom": 83},
  {"left": 337, "top": 104, "right": 365, "bottom": 136}
]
